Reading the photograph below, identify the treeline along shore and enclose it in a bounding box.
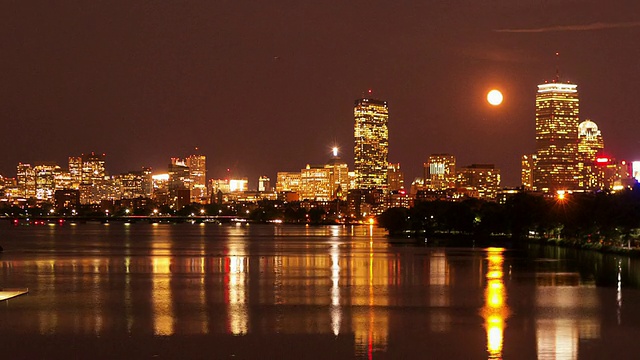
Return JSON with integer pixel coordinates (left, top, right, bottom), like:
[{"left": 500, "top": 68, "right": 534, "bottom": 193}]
[{"left": 377, "top": 185, "right": 640, "bottom": 255}]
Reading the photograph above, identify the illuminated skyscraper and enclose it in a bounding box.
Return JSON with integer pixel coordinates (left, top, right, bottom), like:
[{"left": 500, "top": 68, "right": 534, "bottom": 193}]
[
  {"left": 187, "top": 151, "right": 207, "bottom": 203},
  {"left": 424, "top": 154, "right": 456, "bottom": 191},
  {"left": 354, "top": 96, "right": 389, "bottom": 190},
  {"left": 80, "top": 152, "right": 107, "bottom": 204},
  {"left": 534, "top": 81, "right": 580, "bottom": 192},
  {"left": 577, "top": 120, "right": 605, "bottom": 190},
  {"left": 16, "top": 163, "right": 36, "bottom": 198}
]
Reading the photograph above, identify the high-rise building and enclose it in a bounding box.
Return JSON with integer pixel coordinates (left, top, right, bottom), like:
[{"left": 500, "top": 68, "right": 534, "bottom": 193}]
[
  {"left": 187, "top": 151, "right": 207, "bottom": 203},
  {"left": 521, "top": 154, "right": 537, "bottom": 190},
  {"left": 79, "top": 152, "right": 108, "bottom": 204},
  {"left": 424, "top": 154, "right": 456, "bottom": 191},
  {"left": 68, "top": 157, "right": 82, "bottom": 189},
  {"left": 577, "top": 120, "right": 605, "bottom": 190},
  {"left": 168, "top": 158, "right": 190, "bottom": 205},
  {"left": 534, "top": 81, "right": 580, "bottom": 192},
  {"left": 34, "top": 162, "right": 61, "bottom": 201},
  {"left": 457, "top": 164, "right": 501, "bottom": 201},
  {"left": 16, "top": 163, "right": 36, "bottom": 198},
  {"left": 325, "top": 147, "right": 349, "bottom": 200},
  {"left": 354, "top": 96, "right": 389, "bottom": 190},
  {"left": 387, "top": 163, "right": 404, "bottom": 191}
]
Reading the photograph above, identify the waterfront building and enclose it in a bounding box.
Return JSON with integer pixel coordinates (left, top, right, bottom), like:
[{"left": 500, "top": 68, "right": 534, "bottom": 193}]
[
  {"left": 276, "top": 172, "right": 301, "bottom": 193},
  {"left": 456, "top": 164, "right": 501, "bottom": 201},
  {"left": 300, "top": 165, "right": 331, "bottom": 201},
  {"left": 116, "top": 170, "right": 150, "bottom": 199},
  {"left": 80, "top": 152, "right": 108, "bottom": 204},
  {"left": 68, "top": 157, "right": 82, "bottom": 189},
  {"left": 577, "top": 120, "right": 605, "bottom": 190},
  {"left": 34, "top": 162, "right": 62, "bottom": 202},
  {"left": 258, "top": 176, "right": 271, "bottom": 192},
  {"left": 187, "top": 151, "right": 207, "bottom": 203},
  {"left": 54, "top": 189, "right": 80, "bottom": 212},
  {"left": 354, "top": 96, "right": 389, "bottom": 190},
  {"left": 16, "top": 163, "right": 36, "bottom": 198},
  {"left": 210, "top": 178, "right": 248, "bottom": 195},
  {"left": 167, "top": 158, "right": 191, "bottom": 198},
  {"left": 387, "top": 163, "right": 405, "bottom": 191},
  {"left": 424, "top": 154, "right": 456, "bottom": 191},
  {"left": 325, "top": 148, "right": 349, "bottom": 200},
  {"left": 151, "top": 173, "right": 169, "bottom": 205},
  {"left": 534, "top": 81, "right": 580, "bottom": 192}
]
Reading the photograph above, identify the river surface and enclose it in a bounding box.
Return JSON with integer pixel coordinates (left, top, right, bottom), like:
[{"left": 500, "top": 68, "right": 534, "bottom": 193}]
[{"left": 1, "top": 222, "right": 640, "bottom": 359}]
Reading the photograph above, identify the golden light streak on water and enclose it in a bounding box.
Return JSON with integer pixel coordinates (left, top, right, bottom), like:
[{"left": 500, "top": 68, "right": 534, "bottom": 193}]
[{"left": 482, "top": 248, "right": 509, "bottom": 360}]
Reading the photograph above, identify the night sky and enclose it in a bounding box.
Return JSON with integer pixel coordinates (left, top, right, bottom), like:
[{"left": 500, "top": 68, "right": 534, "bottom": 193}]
[{"left": 2, "top": 1, "right": 639, "bottom": 187}]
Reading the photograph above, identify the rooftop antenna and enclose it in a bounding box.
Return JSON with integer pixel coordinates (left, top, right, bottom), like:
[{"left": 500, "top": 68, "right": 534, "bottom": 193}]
[{"left": 555, "top": 52, "right": 560, "bottom": 83}]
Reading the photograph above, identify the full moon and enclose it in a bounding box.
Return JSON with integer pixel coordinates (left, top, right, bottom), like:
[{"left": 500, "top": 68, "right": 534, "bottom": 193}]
[{"left": 487, "top": 89, "right": 503, "bottom": 106}]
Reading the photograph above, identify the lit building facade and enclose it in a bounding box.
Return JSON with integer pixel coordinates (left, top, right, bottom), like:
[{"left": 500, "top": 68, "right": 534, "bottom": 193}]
[
  {"left": 16, "top": 163, "right": 36, "bottom": 198},
  {"left": 299, "top": 165, "right": 331, "bottom": 201},
  {"left": 258, "top": 176, "right": 271, "bottom": 192},
  {"left": 80, "top": 152, "right": 108, "bottom": 204},
  {"left": 68, "top": 157, "right": 82, "bottom": 189},
  {"left": 325, "top": 148, "right": 349, "bottom": 200},
  {"left": 577, "top": 120, "right": 605, "bottom": 190},
  {"left": 34, "top": 163, "right": 62, "bottom": 202},
  {"left": 276, "top": 172, "right": 301, "bottom": 193},
  {"left": 354, "top": 97, "right": 389, "bottom": 190},
  {"left": 387, "top": 163, "right": 404, "bottom": 191},
  {"left": 456, "top": 164, "right": 501, "bottom": 201},
  {"left": 534, "top": 82, "right": 580, "bottom": 192},
  {"left": 168, "top": 158, "right": 190, "bottom": 199},
  {"left": 521, "top": 154, "right": 537, "bottom": 190},
  {"left": 424, "top": 154, "right": 456, "bottom": 191},
  {"left": 187, "top": 152, "right": 207, "bottom": 203}
]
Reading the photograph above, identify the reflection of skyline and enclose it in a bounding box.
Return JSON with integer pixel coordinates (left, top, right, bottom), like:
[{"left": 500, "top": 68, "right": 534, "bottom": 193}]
[
  {"left": 1, "top": 224, "right": 633, "bottom": 359},
  {"left": 481, "top": 248, "right": 509, "bottom": 360},
  {"left": 535, "top": 273, "right": 600, "bottom": 360}
]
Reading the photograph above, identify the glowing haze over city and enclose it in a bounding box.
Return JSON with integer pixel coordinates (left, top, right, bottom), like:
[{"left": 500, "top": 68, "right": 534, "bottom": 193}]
[{"left": 1, "top": 2, "right": 639, "bottom": 189}]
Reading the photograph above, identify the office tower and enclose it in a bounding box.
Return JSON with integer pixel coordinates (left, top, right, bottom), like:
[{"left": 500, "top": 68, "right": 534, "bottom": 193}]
[
  {"left": 168, "top": 158, "right": 190, "bottom": 205},
  {"left": 521, "top": 154, "right": 537, "bottom": 190},
  {"left": 534, "top": 81, "right": 580, "bottom": 192},
  {"left": 187, "top": 151, "right": 207, "bottom": 203},
  {"left": 258, "top": 176, "right": 271, "bottom": 192},
  {"left": 577, "top": 120, "right": 605, "bottom": 190},
  {"left": 325, "top": 148, "right": 349, "bottom": 200},
  {"left": 424, "top": 154, "right": 456, "bottom": 191},
  {"left": 34, "top": 162, "right": 61, "bottom": 201},
  {"left": 276, "top": 172, "right": 302, "bottom": 193},
  {"left": 68, "top": 157, "right": 82, "bottom": 189},
  {"left": 81, "top": 152, "right": 106, "bottom": 185},
  {"left": 354, "top": 96, "right": 389, "bottom": 190},
  {"left": 16, "top": 163, "right": 36, "bottom": 198},
  {"left": 387, "top": 163, "right": 404, "bottom": 191},
  {"left": 80, "top": 152, "right": 107, "bottom": 204},
  {"left": 457, "top": 164, "right": 501, "bottom": 200}
]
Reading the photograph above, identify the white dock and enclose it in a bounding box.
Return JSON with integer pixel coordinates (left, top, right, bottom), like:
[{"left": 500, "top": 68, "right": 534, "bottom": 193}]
[{"left": 0, "top": 289, "right": 29, "bottom": 301}]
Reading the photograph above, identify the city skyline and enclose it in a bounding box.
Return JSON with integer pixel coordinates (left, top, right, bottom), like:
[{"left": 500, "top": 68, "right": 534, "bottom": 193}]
[{"left": 1, "top": 2, "right": 639, "bottom": 187}]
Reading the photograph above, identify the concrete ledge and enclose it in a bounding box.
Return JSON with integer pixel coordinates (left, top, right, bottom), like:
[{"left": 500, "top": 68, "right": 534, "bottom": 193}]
[{"left": 0, "top": 289, "right": 29, "bottom": 301}]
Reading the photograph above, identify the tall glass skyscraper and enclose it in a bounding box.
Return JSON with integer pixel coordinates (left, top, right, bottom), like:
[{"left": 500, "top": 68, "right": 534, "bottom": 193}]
[
  {"left": 354, "top": 97, "right": 389, "bottom": 190},
  {"left": 534, "top": 82, "right": 580, "bottom": 192}
]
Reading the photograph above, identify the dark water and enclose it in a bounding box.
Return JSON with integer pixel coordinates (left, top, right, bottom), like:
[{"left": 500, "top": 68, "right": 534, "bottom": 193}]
[{"left": 1, "top": 222, "right": 640, "bottom": 359}]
